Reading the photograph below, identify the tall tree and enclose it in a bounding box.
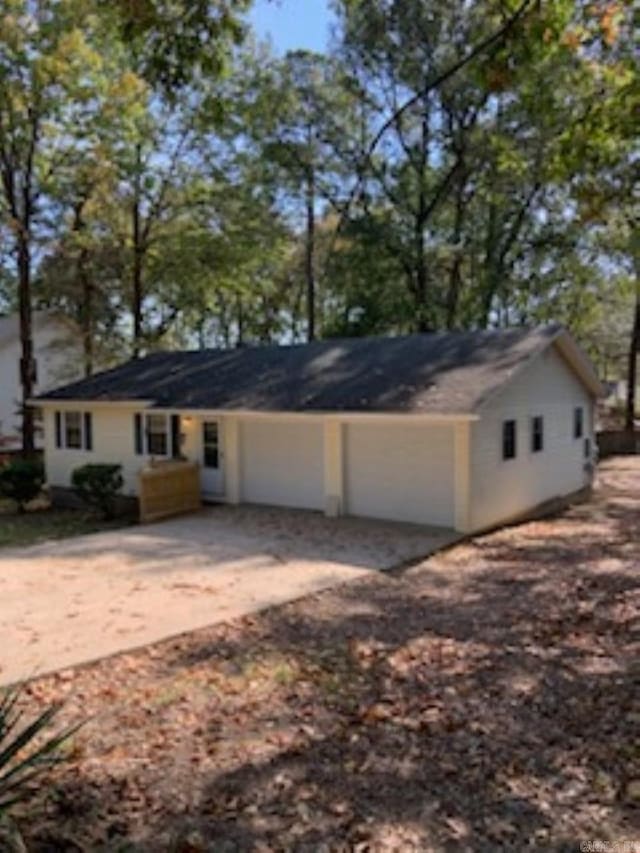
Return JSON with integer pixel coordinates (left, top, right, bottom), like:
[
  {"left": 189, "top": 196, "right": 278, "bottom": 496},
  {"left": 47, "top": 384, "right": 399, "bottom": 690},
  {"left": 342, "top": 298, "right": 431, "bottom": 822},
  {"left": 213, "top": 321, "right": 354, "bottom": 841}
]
[
  {"left": 0, "top": 1, "right": 104, "bottom": 453},
  {"left": 248, "top": 49, "right": 359, "bottom": 340},
  {"left": 103, "top": 0, "right": 250, "bottom": 356}
]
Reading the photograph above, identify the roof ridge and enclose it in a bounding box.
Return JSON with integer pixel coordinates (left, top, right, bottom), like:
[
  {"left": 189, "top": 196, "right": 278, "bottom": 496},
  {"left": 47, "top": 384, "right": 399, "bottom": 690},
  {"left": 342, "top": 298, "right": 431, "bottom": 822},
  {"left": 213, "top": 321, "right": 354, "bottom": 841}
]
[{"left": 138, "top": 324, "right": 557, "bottom": 359}]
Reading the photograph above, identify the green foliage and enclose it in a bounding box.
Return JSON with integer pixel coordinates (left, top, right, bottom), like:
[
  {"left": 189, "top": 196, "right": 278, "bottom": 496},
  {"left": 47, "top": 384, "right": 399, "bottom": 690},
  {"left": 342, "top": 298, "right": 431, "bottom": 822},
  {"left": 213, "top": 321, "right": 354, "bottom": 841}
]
[
  {"left": 102, "top": 0, "right": 250, "bottom": 91},
  {"left": 0, "top": 461, "right": 45, "bottom": 513},
  {"left": 0, "top": 683, "right": 82, "bottom": 817},
  {"left": 1, "top": 0, "right": 637, "bottom": 396},
  {"left": 71, "top": 464, "right": 124, "bottom": 520}
]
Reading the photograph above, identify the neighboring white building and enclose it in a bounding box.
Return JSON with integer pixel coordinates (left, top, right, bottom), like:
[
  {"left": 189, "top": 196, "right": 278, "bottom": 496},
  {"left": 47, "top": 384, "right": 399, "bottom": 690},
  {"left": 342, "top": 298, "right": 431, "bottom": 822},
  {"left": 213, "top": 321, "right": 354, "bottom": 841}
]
[
  {"left": 0, "top": 312, "right": 82, "bottom": 449},
  {"left": 36, "top": 325, "right": 602, "bottom": 533}
]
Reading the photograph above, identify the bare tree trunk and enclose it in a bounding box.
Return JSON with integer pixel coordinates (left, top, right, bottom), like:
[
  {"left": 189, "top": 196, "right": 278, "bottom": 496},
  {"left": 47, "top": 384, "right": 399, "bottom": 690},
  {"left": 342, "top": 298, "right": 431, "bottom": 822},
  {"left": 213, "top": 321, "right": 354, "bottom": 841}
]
[
  {"left": 18, "top": 231, "right": 35, "bottom": 456},
  {"left": 305, "top": 165, "right": 316, "bottom": 342},
  {"left": 414, "top": 206, "right": 428, "bottom": 331},
  {"left": 236, "top": 294, "right": 244, "bottom": 346},
  {"left": 625, "top": 285, "right": 639, "bottom": 432},
  {"left": 446, "top": 171, "right": 466, "bottom": 329},
  {"left": 7, "top": 111, "right": 39, "bottom": 457},
  {"left": 79, "top": 252, "right": 93, "bottom": 377},
  {"left": 132, "top": 206, "right": 143, "bottom": 357},
  {"left": 72, "top": 200, "right": 94, "bottom": 377},
  {"left": 132, "top": 143, "right": 143, "bottom": 358},
  {"left": 414, "top": 105, "right": 430, "bottom": 333}
]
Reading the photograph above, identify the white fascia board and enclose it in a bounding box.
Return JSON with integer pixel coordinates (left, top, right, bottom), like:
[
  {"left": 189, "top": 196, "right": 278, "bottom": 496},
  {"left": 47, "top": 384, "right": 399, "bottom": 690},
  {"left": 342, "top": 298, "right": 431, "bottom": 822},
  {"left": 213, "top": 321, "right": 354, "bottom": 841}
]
[
  {"left": 149, "top": 407, "right": 479, "bottom": 423},
  {"left": 474, "top": 327, "right": 602, "bottom": 413},
  {"left": 552, "top": 332, "right": 604, "bottom": 398}
]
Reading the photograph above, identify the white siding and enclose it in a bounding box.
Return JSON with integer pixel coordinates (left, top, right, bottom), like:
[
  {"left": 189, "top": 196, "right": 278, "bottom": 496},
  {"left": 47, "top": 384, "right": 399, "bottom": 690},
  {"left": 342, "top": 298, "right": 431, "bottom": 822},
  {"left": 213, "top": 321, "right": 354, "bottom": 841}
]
[
  {"left": 239, "top": 418, "right": 324, "bottom": 511},
  {"left": 344, "top": 421, "right": 456, "bottom": 527},
  {"left": 0, "top": 316, "right": 82, "bottom": 445},
  {"left": 0, "top": 337, "right": 24, "bottom": 440},
  {"left": 45, "top": 407, "right": 150, "bottom": 496},
  {"left": 469, "top": 344, "right": 594, "bottom": 531}
]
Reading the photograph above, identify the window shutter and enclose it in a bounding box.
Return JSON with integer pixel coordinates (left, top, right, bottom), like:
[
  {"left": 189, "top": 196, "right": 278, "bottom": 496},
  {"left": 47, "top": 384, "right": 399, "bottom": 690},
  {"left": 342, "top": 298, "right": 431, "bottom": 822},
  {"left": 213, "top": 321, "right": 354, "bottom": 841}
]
[
  {"left": 134, "top": 413, "right": 143, "bottom": 455},
  {"left": 55, "top": 411, "right": 62, "bottom": 449},
  {"left": 170, "top": 415, "right": 181, "bottom": 458},
  {"left": 84, "top": 412, "right": 93, "bottom": 451}
]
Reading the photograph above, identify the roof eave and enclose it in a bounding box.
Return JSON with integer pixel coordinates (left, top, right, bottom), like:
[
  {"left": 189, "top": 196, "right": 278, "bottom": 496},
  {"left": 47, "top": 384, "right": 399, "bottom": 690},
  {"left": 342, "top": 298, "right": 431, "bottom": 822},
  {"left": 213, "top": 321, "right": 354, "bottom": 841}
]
[
  {"left": 552, "top": 330, "right": 604, "bottom": 398},
  {"left": 30, "top": 398, "right": 155, "bottom": 409},
  {"left": 31, "top": 399, "right": 479, "bottom": 421},
  {"left": 473, "top": 326, "right": 603, "bottom": 413}
]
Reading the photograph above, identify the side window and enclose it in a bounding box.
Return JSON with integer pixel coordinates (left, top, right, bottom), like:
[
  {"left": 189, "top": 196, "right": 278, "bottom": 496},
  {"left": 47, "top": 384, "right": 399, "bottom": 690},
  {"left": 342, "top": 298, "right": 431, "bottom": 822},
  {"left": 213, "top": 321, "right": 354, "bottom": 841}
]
[
  {"left": 502, "top": 419, "right": 517, "bottom": 460},
  {"left": 146, "top": 414, "right": 168, "bottom": 456},
  {"left": 55, "top": 410, "right": 92, "bottom": 450},
  {"left": 584, "top": 437, "right": 591, "bottom": 459},
  {"left": 531, "top": 415, "right": 544, "bottom": 453},
  {"left": 574, "top": 406, "right": 584, "bottom": 439},
  {"left": 64, "top": 412, "right": 82, "bottom": 449}
]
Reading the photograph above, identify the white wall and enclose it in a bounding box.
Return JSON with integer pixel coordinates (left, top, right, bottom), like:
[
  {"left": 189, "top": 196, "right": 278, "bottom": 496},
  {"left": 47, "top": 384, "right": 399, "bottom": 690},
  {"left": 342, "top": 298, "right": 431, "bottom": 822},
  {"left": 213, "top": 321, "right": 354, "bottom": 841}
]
[
  {"left": 469, "top": 344, "right": 594, "bottom": 532},
  {"left": 0, "top": 316, "right": 82, "bottom": 444},
  {"left": 239, "top": 418, "right": 325, "bottom": 510},
  {"left": 344, "top": 421, "right": 456, "bottom": 527},
  {"left": 43, "top": 343, "right": 594, "bottom": 533},
  {"left": 45, "top": 406, "right": 148, "bottom": 496},
  {"left": 44, "top": 408, "right": 210, "bottom": 496}
]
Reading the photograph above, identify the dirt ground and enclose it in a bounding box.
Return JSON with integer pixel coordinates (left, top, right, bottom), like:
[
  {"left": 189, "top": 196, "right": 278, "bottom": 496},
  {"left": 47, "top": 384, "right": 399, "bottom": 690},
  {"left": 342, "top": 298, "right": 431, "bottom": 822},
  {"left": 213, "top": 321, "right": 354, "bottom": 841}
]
[
  {"left": 0, "top": 507, "right": 456, "bottom": 686},
  {"left": 13, "top": 457, "right": 640, "bottom": 851}
]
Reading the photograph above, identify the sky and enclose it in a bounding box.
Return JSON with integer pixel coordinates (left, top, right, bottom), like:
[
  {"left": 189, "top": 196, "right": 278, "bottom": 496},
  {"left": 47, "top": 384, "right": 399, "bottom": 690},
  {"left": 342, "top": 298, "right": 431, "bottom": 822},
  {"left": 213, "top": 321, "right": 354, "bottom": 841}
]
[{"left": 248, "top": 0, "right": 334, "bottom": 55}]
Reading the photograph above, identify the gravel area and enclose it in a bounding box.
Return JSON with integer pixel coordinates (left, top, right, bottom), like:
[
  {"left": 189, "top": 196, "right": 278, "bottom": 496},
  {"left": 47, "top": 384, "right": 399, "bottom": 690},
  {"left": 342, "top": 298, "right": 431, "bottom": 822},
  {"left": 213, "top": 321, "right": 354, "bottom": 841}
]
[
  {"left": 11, "top": 457, "right": 640, "bottom": 851},
  {"left": 0, "top": 505, "right": 456, "bottom": 685}
]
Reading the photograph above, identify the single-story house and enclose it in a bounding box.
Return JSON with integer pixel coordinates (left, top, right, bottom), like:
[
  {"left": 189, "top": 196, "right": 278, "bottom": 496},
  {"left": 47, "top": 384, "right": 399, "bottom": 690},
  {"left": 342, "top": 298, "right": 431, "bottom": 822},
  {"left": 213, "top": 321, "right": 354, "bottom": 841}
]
[
  {"left": 0, "top": 311, "right": 83, "bottom": 450},
  {"left": 35, "top": 324, "right": 601, "bottom": 534}
]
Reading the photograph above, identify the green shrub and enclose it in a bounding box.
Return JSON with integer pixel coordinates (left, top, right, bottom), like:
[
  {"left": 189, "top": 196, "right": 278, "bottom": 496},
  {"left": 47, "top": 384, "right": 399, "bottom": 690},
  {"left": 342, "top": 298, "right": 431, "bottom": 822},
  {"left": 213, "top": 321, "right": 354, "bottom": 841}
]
[
  {"left": 0, "top": 460, "right": 45, "bottom": 513},
  {"left": 71, "top": 464, "right": 124, "bottom": 519},
  {"left": 0, "top": 684, "right": 82, "bottom": 820}
]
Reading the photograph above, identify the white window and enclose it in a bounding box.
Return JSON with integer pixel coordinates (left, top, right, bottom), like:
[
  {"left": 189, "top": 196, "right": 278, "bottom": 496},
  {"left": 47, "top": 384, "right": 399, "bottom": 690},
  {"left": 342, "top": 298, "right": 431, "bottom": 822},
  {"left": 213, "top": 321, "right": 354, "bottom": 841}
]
[
  {"left": 65, "top": 412, "right": 82, "bottom": 449},
  {"left": 134, "top": 413, "right": 181, "bottom": 457},
  {"left": 55, "top": 411, "right": 93, "bottom": 451},
  {"left": 146, "top": 414, "right": 168, "bottom": 456}
]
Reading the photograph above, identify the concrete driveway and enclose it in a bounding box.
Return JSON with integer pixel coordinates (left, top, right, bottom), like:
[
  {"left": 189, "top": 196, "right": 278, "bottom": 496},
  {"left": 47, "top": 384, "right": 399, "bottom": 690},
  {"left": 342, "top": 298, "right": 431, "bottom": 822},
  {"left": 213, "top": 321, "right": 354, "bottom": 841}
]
[{"left": 0, "top": 505, "right": 457, "bottom": 685}]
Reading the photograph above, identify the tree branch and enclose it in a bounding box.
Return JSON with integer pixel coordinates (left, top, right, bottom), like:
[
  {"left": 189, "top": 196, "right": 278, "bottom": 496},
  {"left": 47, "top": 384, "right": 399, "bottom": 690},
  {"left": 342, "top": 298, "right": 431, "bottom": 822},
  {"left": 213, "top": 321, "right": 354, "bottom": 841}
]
[{"left": 337, "top": 0, "right": 535, "bottom": 233}]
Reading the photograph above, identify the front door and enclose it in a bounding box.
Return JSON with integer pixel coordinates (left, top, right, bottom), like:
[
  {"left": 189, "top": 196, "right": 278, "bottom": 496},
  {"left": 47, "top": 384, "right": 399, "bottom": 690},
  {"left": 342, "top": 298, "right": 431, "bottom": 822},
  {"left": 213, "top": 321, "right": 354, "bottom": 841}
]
[{"left": 200, "top": 420, "right": 224, "bottom": 497}]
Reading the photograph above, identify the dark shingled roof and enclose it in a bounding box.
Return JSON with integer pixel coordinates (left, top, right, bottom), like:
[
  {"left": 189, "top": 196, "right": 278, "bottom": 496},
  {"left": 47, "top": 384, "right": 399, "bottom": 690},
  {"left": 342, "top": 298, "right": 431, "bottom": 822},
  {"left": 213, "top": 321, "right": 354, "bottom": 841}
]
[{"left": 38, "top": 326, "right": 565, "bottom": 415}]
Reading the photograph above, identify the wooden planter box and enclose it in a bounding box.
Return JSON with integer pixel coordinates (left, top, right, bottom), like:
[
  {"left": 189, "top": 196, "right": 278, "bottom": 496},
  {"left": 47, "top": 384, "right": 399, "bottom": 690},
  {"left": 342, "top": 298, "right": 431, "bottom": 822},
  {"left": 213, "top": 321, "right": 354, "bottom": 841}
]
[{"left": 138, "top": 460, "right": 201, "bottom": 523}]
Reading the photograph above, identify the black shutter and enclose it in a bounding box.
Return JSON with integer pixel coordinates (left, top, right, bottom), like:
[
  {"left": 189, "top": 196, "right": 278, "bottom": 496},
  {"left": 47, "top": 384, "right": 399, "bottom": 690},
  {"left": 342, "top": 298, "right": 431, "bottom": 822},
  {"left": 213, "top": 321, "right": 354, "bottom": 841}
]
[
  {"left": 134, "top": 413, "right": 143, "bottom": 455},
  {"left": 171, "top": 414, "right": 181, "bottom": 458},
  {"left": 55, "top": 411, "right": 62, "bottom": 448},
  {"left": 84, "top": 412, "right": 93, "bottom": 451}
]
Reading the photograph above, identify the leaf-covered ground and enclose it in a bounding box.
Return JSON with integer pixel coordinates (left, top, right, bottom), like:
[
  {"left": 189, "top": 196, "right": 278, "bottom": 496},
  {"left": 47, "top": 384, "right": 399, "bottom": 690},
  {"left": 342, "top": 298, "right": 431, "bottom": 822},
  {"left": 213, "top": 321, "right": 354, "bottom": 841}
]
[
  {"left": 0, "top": 502, "right": 128, "bottom": 549},
  {"left": 15, "top": 457, "right": 640, "bottom": 851}
]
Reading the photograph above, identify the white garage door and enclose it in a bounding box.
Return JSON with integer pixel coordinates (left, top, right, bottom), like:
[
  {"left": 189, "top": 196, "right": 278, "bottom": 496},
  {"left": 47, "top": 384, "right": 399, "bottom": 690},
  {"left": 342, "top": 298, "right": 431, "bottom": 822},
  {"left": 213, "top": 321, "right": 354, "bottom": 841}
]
[
  {"left": 344, "top": 422, "right": 455, "bottom": 527},
  {"left": 240, "top": 419, "right": 324, "bottom": 511}
]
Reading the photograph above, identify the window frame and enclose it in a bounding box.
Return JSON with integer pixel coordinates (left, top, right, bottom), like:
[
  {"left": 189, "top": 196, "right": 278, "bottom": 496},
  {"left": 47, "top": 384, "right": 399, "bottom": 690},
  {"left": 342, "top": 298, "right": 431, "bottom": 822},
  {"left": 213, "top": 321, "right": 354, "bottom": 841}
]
[
  {"left": 64, "top": 411, "right": 83, "bottom": 450},
  {"left": 145, "top": 413, "right": 169, "bottom": 457},
  {"left": 55, "top": 410, "right": 93, "bottom": 451},
  {"left": 531, "top": 415, "right": 544, "bottom": 454},
  {"left": 502, "top": 419, "right": 517, "bottom": 461},
  {"left": 202, "top": 421, "right": 220, "bottom": 469},
  {"left": 574, "top": 406, "right": 584, "bottom": 439}
]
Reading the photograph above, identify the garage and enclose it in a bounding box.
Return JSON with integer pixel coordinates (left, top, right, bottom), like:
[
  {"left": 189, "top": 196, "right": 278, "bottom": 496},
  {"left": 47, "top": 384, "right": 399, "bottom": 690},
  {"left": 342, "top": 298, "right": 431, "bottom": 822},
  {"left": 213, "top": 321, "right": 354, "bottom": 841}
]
[
  {"left": 344, "top": 421, "right": 456, "bottom": 527},
  {"left": 240, "top": 418, "right": 325, "bottom": 510}
]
